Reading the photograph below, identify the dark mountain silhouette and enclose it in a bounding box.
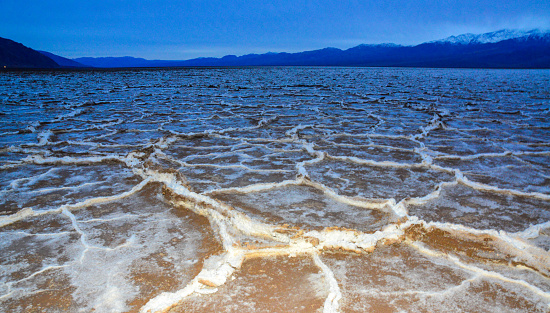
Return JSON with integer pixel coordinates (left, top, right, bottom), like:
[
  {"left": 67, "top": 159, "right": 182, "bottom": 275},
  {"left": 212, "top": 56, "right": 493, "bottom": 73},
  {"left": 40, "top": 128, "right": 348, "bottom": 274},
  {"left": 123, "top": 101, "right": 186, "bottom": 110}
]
[
  {"left": 0, "top": 37, "right": 59, "bottom": 69},
  {"left": 38, "top": 51, "right": 86, "bottom": 68}
]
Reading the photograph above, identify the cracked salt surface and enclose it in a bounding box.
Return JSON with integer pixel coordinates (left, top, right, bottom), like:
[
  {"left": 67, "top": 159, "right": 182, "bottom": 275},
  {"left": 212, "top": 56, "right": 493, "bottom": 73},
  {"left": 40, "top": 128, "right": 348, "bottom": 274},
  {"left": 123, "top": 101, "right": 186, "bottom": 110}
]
[{"left": 1, "top": 67, "right": 549, "bottom": 312}]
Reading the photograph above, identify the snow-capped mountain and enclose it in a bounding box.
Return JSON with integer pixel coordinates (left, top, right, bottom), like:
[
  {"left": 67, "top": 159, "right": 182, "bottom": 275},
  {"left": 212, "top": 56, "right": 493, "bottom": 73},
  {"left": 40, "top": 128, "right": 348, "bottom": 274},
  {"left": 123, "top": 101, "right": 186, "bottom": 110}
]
[{"left": 432, "top": 29, "right": 549, "bottom": 45}]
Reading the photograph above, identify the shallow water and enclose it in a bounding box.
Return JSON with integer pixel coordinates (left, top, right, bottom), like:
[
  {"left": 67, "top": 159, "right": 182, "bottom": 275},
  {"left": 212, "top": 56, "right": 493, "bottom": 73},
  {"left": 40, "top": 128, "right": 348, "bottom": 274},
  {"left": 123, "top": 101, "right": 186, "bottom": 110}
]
[{"left": 0, "top": 67, "right": 549, "bottom": 312}]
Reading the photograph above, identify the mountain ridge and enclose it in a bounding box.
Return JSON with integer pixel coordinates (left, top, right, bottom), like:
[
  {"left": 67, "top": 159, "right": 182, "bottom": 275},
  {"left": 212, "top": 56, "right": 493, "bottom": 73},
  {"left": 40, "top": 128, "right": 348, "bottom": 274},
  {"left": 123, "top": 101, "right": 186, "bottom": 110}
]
[
  {"left": 72, "top": 28, "right": 550, "bottom": 68},
  {"left": 2, "top": 29, "right": 550, "bottom": 69},
  {"left": 0, "top": 37, "right": 60, "bottom": 69},
  {"left": 430, "top": 29, "right": 550, "bottom": 45},
  {"left": 38, "top": 51, "right": 87, "bottom": 68}
]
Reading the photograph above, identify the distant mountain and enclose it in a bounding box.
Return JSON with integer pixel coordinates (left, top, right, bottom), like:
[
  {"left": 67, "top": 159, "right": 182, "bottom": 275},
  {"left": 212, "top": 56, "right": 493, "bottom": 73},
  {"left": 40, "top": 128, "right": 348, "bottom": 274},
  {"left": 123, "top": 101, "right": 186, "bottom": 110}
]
[
  {"left": 407, "top": 31, "right": 550, "bottom": 68},
  {"left": 180, "top": 29, "right": 550, "bottom": 68},
  {"left": 73, "top": 56, "right": 153, "bottom": 68},
  {"left": 0, "top": 37, "right": 59, "bottom": 69},
  {"left": 38, "top": 51, "right": 86, "bottom": 68},
  {"left": 430, "top": 29, "right": 548, "bottom": 45},
  {"left": 72, "top": 29, "right": 550, "bottom": 69},
  {"left": 73, "top": 56, "right": 206, "bottom": 68},
  {"left": 2, "top": 29, "right": 550, "bottom": 69}
]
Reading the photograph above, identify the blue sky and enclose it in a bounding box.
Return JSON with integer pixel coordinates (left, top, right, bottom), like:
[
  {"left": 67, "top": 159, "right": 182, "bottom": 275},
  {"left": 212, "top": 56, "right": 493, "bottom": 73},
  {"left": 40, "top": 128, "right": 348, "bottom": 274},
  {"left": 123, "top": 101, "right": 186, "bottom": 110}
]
[{"left": 1, "top": 0, "right": 549, "bottom": 59}]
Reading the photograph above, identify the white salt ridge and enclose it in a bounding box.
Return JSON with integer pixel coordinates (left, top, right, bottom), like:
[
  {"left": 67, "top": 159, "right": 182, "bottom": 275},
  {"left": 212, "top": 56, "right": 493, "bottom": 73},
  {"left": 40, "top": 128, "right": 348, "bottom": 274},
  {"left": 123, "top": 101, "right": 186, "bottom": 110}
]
[
  {"left": 54, "top": 107, "right": 85, "bottom": 121},
  {"left": 0, "top": 131, "right": 20, "bottom": 136},
  {"left": 411, "top": 242, "right": 550, "bottom": 308},
  {"left": 328, "top": 154, "right": 421, "bottom": 169},
  {"left": 414, "top": 219, "right": 550, "bottom": 277},
  {"left": 4, "top": 167, "right": 58, "bottom": 191},
  {"left": 141, "top": 250, "right": 247, "bottom": 313},
  {"left": 360, "top": 273, "right": 481, "bottom": 298},
  {"left": 435, "top": 151, "right": 513, "bottom": 160},
  {"left": 11, "top": 230, "right": 74, "bottom": 238},
  {"left": 0, "top": 207, "right": 45, "bottom": 227},
  {"left": 1, "top": 263, "right": 71, "bottom": 296},
  {"left": 206, "top": 172, "right": 394, "bottom": 214},
  {"left": 25, "top": 181, "right": 103, "bottom": 194},
  {"left": 0, "top": 177, "right": 151, "bottom": 227},
  {"left": 313, "top": 253, "right": 342, "bottom": 313},
  {"left": 414, "top": 145, "right": 550, "bottom": 201},
  {"left": 517, "top": 221, "right": 550, "bottom": 239},
  {"left": 23, "top": 154, "right": 125, "bottom": 165},
  {"left": 457, "top": 173, "right": 550, "bottom": 201},
  {"left": 36, "top": 130, "right": 53, "bottom": 146},
  {"left": 304, "top": 179, "right": 395, "bottom": 212},
  {"left": 296, "top": 142, "right": 325, "bottom": 178},
  {"left": 410, "top": 114, "right": 444, "bottom": 141},
  {"left": 325, "top": 139, "right": 415, "bottom": 153},
  {"left": 257, "top": 115, "right": 279, "bottom": 127},
  {"left": 2, "top": 145, "right": 45, "bottom": 155},
  {"left": 157, "top": 150, "right": 291, "bottom": 174},
  {"left": 286, "top": 124, "right": 312, "bottom": 139},
  {"left": 62, "top": 208, "right": 92, "bottom": 263},
  {"left": 305, "top": 221, "right": 414, "bottom": 253},
  {"left": 207, "top": 179, "right": 301, "bottom": 195}
]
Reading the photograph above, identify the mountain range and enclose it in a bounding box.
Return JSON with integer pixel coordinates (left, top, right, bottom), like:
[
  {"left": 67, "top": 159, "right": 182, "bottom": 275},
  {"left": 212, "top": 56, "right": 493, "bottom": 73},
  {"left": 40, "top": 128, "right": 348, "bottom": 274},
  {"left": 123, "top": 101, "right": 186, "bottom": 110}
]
[{"left": 1, "top": 29, "right": 549, "bottom": 69}]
